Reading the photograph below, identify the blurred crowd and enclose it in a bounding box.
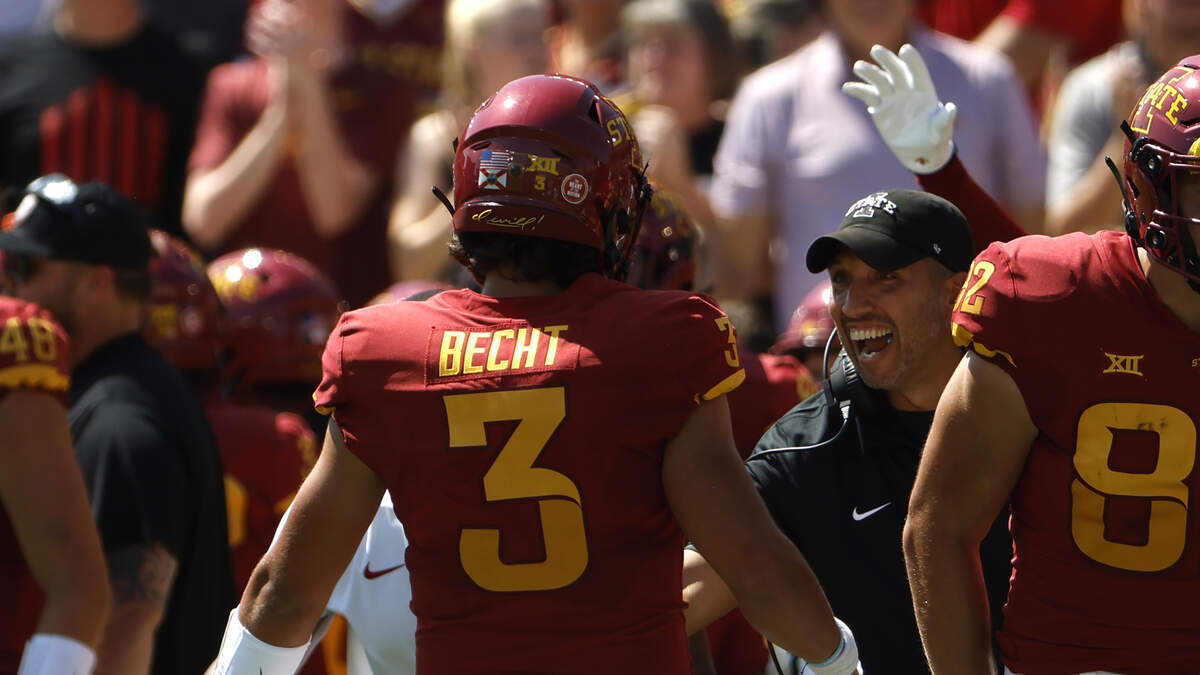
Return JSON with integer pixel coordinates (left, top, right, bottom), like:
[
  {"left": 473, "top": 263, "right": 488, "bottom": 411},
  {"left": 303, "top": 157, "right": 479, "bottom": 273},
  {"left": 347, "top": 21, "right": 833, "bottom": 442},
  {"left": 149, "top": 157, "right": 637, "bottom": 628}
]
[{"left": 2, "top": 0, "right": 1198, "bottom": 673}]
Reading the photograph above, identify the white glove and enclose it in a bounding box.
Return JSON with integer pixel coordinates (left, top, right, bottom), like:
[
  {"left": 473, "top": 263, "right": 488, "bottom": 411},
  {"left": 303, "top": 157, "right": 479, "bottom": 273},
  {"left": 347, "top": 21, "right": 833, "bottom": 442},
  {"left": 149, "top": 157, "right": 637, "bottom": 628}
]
[{"left": 842, "top": 43, "right": 956, "bottom": 175}]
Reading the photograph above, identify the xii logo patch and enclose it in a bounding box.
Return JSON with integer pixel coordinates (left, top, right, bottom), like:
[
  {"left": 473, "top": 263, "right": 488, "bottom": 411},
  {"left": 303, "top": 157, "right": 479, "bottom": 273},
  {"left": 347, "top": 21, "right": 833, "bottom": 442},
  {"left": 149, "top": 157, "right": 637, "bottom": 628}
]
[{"left": 1103, "top": 352, "right": 1145, "bottom": 377}]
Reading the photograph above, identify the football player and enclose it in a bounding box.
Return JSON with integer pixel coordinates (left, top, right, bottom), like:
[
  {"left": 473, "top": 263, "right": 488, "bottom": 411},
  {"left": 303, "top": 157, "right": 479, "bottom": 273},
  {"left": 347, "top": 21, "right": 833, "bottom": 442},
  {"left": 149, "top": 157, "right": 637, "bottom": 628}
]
[
  {"left": 207, "top": 248, "right": 347, "bottom": 439},
  {"left": 144, "top": 233, "right": 318, "bottom": 590},
  {"left": 771, "top": 279, "right": 838, "bottom": 379},
  {"left": 0, "top": 293, "right": 109, "bottom": 674},
  {"left": 213, "top": 74, "right": 859, "bottom": 675},
  {"left": 847, "top": 44, "right": 1200, "bottom": 673}
]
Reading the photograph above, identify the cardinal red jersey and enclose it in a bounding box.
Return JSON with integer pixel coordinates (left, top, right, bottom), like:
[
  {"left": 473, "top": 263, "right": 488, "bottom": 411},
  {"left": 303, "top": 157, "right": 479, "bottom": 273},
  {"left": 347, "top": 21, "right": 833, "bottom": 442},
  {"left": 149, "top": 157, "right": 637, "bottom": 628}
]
[
  {"left": 727, "top": 351, "right": 817, "bottom": 459},
  {"left": 206, "top": 400, "right": 317, "bottom": 588},
  {"left": 314, "top": 273, "right": 745, "bottom": 675},
  {"left": 0, "top": 297, "right": 70, "bottom": 673},
  {"left": 952, "top": 231, "right": 1200, "bottom": 674}
]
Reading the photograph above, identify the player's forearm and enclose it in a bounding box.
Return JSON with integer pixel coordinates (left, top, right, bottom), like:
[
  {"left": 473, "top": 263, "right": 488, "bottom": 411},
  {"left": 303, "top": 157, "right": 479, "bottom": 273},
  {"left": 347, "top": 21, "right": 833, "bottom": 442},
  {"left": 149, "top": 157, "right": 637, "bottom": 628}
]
[
  {"left": 237, "top": 562, "right": 330, "bottom": 648},
  {"left": 182, "top": 102, "right": 290, "bottom": 250},
  {"left": 682, "top": 549, "right": 737, "bottom": 635},
  {"left": 94, "top": 544, "right": 178, "bottom": 675},
  {"left": 288, "top": 68, "right": 378, "bottom": 237},
  {"left": 35, "top": 559, "right": 110, "bottom": 648},
  {"left": 731, "top": 536, "right": 841, "bottom": 663},
  {"left": 916, "top": 155, "right": 1027, "bottom": 249},
  {"left": 903, "top": 518, "right": 997, "bottom": 675}
]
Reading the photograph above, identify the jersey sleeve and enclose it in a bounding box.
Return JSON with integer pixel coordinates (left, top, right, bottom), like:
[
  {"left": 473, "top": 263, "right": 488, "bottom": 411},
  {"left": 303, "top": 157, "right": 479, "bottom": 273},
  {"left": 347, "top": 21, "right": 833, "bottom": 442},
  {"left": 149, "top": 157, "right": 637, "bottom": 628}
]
[
  {"left": 0, "top": 300, "right": 70, "bottom": 399},
  {"left": 950, "top": 240, "right": 1060, "bottom": 421},
  {"left": 668, "top": 294, "right": 746, "bottom": 406}
]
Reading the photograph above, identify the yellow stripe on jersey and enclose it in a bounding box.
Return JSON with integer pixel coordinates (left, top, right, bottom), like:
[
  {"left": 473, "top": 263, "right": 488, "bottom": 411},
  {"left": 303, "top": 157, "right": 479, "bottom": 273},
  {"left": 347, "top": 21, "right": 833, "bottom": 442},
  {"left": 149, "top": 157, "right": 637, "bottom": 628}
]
[
  {"left": 697, "top": 368, "right": 747, "bottom": 404},
  {"left": 951, "top": 323, "right": 1016, "bottom": 368},
  {"left": 0, "top": 363, "right": 68, "bottom": 392}
]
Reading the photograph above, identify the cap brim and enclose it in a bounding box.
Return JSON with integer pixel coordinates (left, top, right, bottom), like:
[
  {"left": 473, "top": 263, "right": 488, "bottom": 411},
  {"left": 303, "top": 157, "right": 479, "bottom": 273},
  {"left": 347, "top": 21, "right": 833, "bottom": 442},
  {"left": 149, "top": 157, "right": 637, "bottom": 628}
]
[
  {"left": 0, "top": 230, "right": 55, "bottom": 258},
  {"left": 805, "top": 226, "right": 926, "bottom": 274}
]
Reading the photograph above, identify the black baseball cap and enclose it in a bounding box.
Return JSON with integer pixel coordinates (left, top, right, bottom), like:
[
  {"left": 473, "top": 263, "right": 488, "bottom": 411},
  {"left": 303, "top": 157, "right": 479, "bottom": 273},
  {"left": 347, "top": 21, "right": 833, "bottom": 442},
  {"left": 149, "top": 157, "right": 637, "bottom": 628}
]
[
  {"left": 806, "top": 189, "right": 974, "bottom": 274},
  {"left": 0, "top": 174, "right": 153, "bottom": 269}
]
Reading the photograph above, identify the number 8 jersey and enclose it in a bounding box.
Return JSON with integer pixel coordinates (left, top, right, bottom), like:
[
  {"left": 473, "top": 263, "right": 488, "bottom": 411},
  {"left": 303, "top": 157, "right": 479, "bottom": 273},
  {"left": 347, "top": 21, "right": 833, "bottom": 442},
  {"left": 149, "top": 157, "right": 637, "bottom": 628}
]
[
  {"left": 313, "top": 274, "right": 745, "bottom": 675},
  {"left": 951, "top": 230, "right": 1200, "bottom": 675}
]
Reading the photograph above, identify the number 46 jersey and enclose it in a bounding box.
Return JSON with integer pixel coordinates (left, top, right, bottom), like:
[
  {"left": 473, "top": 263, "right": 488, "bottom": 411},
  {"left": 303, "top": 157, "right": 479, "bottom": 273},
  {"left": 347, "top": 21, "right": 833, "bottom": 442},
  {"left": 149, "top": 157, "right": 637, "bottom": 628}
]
[
  {"left": 952, "top": 230, "right": 1200, "bottom": 675},
  {"left": 313, "top": 273, "right": 745, "bottom": 675}
]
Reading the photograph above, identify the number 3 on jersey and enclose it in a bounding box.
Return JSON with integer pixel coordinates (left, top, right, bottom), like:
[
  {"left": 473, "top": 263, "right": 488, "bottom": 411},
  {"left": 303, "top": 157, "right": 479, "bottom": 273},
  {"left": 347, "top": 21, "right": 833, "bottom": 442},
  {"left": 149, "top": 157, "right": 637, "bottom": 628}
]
[
  {"left": 444, "top": 387, "right": 587, "bottom": 592},
  {"left": 1072, "top": 402, "right": 1196, "bottom": 572}
]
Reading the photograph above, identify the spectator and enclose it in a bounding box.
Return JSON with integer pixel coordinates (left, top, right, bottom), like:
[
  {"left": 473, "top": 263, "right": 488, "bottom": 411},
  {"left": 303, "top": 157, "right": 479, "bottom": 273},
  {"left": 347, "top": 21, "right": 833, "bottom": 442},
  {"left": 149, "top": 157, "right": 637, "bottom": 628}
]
[
  {"left": 0, "top": 297, "right": 109, "bottom": 675},
  {"left": 547, "top": 0, "right": 629, "bottom": 91},
  {"left": 1043, "top": 0, "right": 1200, "bottom": 235},
  {"left": 622, "top": 0, "right": 740, "bottom": 185},
  {"left": 0, "top": 0, "right": 206, "bottom": 237},
  {"left": 728, "top": 0, "right": 824, "bottom": 71},
  {"left": 0, "top": 176, "right": 234, "bottom": 674},
  {"left": 184, "top": 0, "right": 445, "bottom": 306},
  {"left": 683, "top": 189, "right": 1013, "bottom": 674},
  {"left": 388, "top": 0, "right": 549, "bottom": 283},
  {"left": 709, "top": 0, "right": 1044, "bottom": 332}
]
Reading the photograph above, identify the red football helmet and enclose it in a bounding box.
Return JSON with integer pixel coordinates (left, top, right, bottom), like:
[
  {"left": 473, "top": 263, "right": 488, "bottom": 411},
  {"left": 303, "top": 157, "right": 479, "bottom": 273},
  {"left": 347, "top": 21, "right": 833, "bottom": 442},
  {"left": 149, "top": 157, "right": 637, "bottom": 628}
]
[
  {"left": 208, "top": 248, "right": 346, "bottom": 386},
  {"left": 143, "top": 230, "right": 224, "bottom": 372},
  {"left": 770, "top": 280, "right": 836, "bottom": 355},
  {"left": 451, "top": 74, "right": 652, "bottom": 277},
  {"left": 1121, "top": 55, "right": 1200, "bottom": 285},
  {"left": 624, "top": 187, "right": 699, "bottom": 291}
]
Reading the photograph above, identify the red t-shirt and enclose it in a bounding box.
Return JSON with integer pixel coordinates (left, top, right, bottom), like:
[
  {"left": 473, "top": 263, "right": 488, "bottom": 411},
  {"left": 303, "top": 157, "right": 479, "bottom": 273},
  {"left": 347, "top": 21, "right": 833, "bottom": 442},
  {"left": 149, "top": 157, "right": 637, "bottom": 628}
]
[
  {"left": 188, "top": 0, "right": 444, "bottom": 305},
  {"left": 0, "top": 297, "right": 70, "bottom": 673},
  {"left": 726, "top": 351, "right": 815, "bottom": 459},
  {"left": 918, "top": 0, "right": 1123, "bottom": 65},
  {"left": 205, "top": 399, "right": 316, "bottom": 588},
  {"left": 314, "top": 274, "right": 745, "bottom": 674},
  {"left": 952, "top": 231, "right": 1200, "bottom": 674}
]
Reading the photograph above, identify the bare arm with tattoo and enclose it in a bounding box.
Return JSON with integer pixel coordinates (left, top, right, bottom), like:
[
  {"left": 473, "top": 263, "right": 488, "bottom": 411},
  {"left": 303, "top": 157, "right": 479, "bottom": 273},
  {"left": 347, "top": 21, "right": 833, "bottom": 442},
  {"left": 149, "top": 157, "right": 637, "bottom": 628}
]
[{"left": 95, "top": 544, "right": 178, "bottom": 674}]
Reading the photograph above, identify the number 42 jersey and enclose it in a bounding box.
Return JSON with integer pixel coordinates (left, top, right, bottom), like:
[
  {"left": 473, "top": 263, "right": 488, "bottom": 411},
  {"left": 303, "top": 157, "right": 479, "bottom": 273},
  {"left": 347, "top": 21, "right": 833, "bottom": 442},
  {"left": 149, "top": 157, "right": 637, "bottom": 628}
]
[
  {"left": 313, "top": 273, "right": 745, "bottom": 675},
  {"left": 952, "top": 230, "right": 1200, "bottom": 675}
]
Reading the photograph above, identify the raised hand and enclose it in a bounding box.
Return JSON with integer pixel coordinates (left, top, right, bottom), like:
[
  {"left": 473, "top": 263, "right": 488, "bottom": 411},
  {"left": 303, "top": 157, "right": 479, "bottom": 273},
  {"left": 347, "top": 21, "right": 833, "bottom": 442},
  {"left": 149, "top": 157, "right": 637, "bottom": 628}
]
[{"left": 842, "top": 44, "right": 957, "bottom": 175}]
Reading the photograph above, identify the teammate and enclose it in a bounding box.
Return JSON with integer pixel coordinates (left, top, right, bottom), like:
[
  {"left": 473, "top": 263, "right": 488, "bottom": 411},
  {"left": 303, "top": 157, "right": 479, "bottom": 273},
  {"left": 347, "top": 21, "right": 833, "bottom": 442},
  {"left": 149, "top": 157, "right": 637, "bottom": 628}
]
[
  {"left": 144, "top": 233, "right": 317, "bottom": 589},
  {"left": 212, "top": 73, "right": 858, "bottom": 675},
  {"left": 207, "top": 248, "right": 346, "bottom": 438},
  {"left": 771, "top": 280, "right": 838, "bottom": 378},
  {"left": 847, "top": 44, "right": 1200, "bottom": 673},
  {"left": 0, "top": 295, "right": 109, "bottom": 675}
]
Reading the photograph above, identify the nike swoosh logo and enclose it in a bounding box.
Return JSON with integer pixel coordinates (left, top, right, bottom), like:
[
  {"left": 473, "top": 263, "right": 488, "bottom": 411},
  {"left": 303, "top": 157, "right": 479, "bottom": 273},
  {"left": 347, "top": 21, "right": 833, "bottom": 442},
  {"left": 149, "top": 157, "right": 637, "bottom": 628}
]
[
  {"left": 851, "top": 503, "right": 891, "bottom": 521},
  {"left": 363, "top": 562, "right": 405, "bottom": 579}
]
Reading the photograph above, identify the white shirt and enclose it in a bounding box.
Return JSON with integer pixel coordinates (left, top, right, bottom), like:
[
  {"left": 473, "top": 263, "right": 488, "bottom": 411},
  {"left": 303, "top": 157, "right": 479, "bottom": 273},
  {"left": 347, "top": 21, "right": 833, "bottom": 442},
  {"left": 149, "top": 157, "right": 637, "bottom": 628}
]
[{"left": 711, "top": 24, "right": 1045, "bottom": 328}]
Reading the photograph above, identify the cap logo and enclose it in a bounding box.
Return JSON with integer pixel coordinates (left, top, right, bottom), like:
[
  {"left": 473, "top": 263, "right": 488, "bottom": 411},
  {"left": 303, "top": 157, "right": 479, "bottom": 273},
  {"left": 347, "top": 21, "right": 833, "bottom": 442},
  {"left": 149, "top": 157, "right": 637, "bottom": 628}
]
[
  {"left": 12, "top": 194, "right": 37, "bottom": 228},
  {"left": 933, "top": 243, "right": 942, "bottom": 254},
  {"left": 844, "top": 192, "right": 898, "bottom": 219}
]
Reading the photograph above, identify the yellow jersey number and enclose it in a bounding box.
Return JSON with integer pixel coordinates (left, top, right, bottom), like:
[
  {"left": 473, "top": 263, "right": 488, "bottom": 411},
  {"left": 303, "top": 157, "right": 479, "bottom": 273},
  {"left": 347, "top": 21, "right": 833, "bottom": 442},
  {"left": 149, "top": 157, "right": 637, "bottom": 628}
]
[
  {"left": 444, "top": 387, "right": 587, "bottom": 592},
  {"left": 953, "top": 260, "right": 995, "bottom": 316},
  {"left": 1071, "top": 402, "right": 1196, "bottom": 572}
]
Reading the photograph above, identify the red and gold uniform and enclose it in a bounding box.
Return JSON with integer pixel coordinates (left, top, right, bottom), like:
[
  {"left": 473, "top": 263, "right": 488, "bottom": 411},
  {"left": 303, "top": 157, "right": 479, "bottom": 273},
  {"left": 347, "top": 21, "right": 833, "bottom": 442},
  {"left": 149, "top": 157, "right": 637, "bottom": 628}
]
[
  {"left": 314, "top": 274, "right": 745, "bottom": 675},
  {"left": 952, "top": 230, "right": 1200, "bottom": 674},
  {"left": 206, "top": 399, "right": 317, "bottom": 588},
  {"left": 727, "top": 351, "right": 817, "bottom": 460},
  {"left": 0, "top": 297, "right": 70, "bottom": 673}
]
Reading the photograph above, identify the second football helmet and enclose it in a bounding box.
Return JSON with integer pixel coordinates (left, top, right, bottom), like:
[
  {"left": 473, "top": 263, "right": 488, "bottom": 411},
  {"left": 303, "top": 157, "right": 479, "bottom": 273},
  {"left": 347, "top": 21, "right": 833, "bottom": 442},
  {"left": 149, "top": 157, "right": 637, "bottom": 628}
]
[
  {"left": 451, "top": 74, "right": 652, "bottom": 277},
  {"left": 770, "top": 280, "right": 835, "bottom": 356},
  {"left": 208, "top": 248, "right": 346, "bottom": 387},
  {"left": 144, "top": 230, "right": 224, "bottom": 372},
  {"left": 1121, "top": 55, "right": 1200, "bottom": 286},
  {"left": 624, "top": 188, "right": 699, "bottom": 291}
]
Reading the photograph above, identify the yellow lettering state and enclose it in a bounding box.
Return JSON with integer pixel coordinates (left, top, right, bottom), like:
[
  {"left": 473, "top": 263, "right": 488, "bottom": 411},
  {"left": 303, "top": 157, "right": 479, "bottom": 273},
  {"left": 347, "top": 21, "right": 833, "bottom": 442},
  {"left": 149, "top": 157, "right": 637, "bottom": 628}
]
[
  {"left": 463, "top": 332, "right": 488, "bottom": 374},
  {"left": 543, "top": 325, "right": 568, "bottom": 366},
  {"left": 440, "top": 331, "right": 466, "bottom": 376},
  {"left": 513, "top": 328, "right": 540, "bottom": 369},
  {"left": 1167, "top": 95, "right": 1189, "bottom": 125},
  {"left": 487, "top": 329, "right": 514, "bottom": 371}
]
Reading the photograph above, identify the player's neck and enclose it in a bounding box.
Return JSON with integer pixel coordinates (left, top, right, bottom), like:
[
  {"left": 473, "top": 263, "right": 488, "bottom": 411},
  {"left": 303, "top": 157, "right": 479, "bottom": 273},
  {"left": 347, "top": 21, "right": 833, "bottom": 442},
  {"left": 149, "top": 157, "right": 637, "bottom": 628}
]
[
  {"left": 55, "top": 0, "right": 143, "bottom": 46},
  {"left": 1140, "top": 247, "right": 1200, "bottom": 333},
  {"left": 481, "top": 275, "right": 563, "bottom": 298}
]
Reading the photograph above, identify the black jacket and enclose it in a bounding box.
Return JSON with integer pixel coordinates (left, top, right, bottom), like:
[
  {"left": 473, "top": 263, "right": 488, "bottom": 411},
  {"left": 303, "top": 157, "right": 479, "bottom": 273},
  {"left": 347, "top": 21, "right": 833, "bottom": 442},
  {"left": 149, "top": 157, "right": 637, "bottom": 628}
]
[{"left": 746, "top": 388, "right": 1012, "bottom": 675}]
